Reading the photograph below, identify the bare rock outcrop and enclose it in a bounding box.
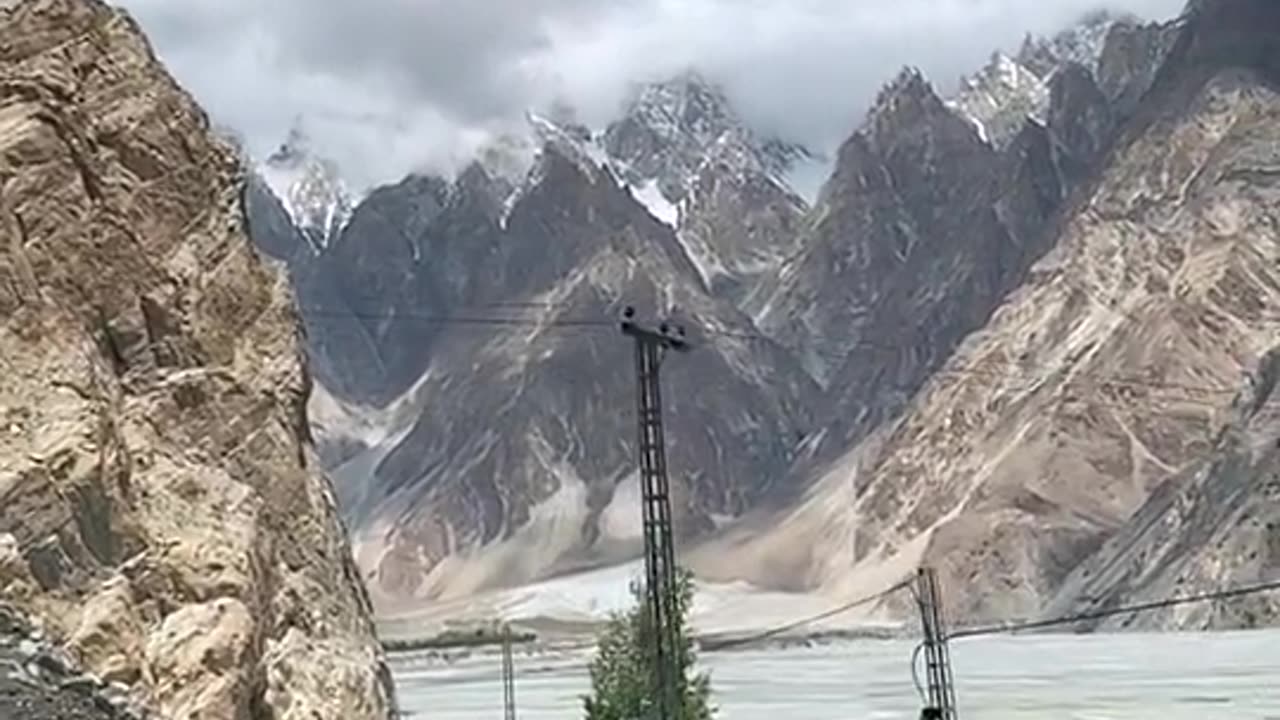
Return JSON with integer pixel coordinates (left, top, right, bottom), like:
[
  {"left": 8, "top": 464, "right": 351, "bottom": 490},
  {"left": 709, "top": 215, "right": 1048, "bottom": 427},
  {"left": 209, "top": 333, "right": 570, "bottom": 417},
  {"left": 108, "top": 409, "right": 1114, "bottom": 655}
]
[
  {"left": 0, "top": 0, "right": 395, "bottom": 717},
  {"left": 1, "top": 602, "right": 143, "bottom": 720},
  {"left": 1047, "top": 348, "right": 1280, "bottom": 630}
]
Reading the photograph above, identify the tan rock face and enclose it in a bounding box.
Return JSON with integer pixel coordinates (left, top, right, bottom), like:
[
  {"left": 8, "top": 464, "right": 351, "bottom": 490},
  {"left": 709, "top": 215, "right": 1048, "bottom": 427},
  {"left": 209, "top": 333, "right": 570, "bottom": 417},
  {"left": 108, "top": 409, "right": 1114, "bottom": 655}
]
[
  {"left": 1046, "top": 345, "right": 1280, "bottom": 630},
  {"left": 0, "top": 0, "right": 394, "bottom": 717},
  {"left": 70, "top": 577, "right": 145, "bottom": 685},
  {"left": 146, "top": 599, "right": 256, "bottom": 720}
]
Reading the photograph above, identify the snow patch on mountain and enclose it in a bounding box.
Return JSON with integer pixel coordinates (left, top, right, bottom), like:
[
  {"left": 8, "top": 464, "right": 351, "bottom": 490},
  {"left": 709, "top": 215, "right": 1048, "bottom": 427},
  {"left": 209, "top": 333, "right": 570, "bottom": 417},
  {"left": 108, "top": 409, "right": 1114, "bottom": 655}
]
[
  {"left": 633, "top": 178, "right": 679, "bottom": 226},
  {"left": 605, "top": 71, "right": 818, "bottom": 208},
  {"left": 947, "top": 52, "right": 1051, "bottom": 148},
  {"left": 946, "top": 12, "right": 1133, "bottom": 149},
  {"left": 261, "top": 125, "right": 355, "bottom": 251},
  {"left": 1018, "top": 9, "right": 1132, "bottom": 77},
  {"left": 673, "top": 228, "right": 728, "bottom": 292}
]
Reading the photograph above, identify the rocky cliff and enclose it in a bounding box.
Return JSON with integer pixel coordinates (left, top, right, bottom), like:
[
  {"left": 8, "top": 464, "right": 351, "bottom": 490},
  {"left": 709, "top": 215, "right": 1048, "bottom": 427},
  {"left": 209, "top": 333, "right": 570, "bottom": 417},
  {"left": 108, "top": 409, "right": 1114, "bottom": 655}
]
[
  {"left": 0, "top": 0, "right": 395, "bottom": 717},
  {"left": 753, "top": 60, "right": 1088, "bottom": 476},
  {"left": 1047, "top": 348, "right": 1280, "bottom": 630}
]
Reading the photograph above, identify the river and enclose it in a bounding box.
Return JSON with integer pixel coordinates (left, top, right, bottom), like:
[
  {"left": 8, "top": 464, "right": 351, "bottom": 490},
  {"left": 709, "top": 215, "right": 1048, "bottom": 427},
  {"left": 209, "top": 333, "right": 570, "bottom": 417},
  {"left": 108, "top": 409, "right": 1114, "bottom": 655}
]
[{"left": 390, "top": 630, "right": 1280, "bottom": 719}]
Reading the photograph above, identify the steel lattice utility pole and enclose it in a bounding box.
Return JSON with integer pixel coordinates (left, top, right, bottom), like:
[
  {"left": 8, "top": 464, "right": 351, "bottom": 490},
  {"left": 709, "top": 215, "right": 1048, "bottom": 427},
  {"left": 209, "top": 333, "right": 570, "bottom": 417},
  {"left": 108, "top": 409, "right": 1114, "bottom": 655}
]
[
  {"left": 620, "top": 306, "right": 689, "bottom": 720},
  {"left": 501, "top": 625, "right": 516, "bottom": 720},
  {"left": 916, "top": 567, "right": 959, "bottom": 720}
]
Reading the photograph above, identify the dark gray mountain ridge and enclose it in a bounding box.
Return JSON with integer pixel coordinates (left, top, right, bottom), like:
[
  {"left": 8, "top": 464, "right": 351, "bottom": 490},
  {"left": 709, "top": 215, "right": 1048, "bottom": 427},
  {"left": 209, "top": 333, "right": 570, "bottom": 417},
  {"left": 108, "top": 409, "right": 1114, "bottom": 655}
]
[
  {"left": 754, "top": 49, "right": 1148, "bottom": 505},
  {"left": 249, "top": 139, "right": 820, "bottom": 602}
]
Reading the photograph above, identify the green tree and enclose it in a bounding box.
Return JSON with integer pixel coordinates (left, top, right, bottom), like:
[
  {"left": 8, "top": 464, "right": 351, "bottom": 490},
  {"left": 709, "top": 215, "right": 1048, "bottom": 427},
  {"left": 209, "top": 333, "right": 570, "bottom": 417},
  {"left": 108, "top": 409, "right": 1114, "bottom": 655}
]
[{"left": 582, "top": 568, "right": 714, "bottom": 720}]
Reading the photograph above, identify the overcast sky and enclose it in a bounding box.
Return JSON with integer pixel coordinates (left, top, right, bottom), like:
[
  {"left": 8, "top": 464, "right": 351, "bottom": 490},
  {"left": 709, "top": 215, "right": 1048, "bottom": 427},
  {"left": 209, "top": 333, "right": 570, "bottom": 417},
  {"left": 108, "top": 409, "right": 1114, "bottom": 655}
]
[{"left": 116, "top": 0, "right": 1187, "bottom": 191}]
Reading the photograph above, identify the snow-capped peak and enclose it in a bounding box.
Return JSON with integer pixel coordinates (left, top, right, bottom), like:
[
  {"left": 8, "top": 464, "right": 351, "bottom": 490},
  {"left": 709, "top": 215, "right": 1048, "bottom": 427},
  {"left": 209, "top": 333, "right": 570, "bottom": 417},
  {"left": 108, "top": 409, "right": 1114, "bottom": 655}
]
[
  {"left": 946, "top": 52, "right": 1050, "bottom": 147},
  {"left": 604, "top": 72, "right": 821, "bottom": 206},
  {"left": 526, "top": 110, "right": 608, "bottom": 179},
  {"left": 261, "top": 124, "right": 355, "bottom": 252},
  {"left": 626, "top": 70, "right": 739, "bottom": 155},
  {"left": 482, "top": 72, "right": 824, "bottom": 231},
  {"left": 1017, "top": 9, "right": 1135, "bottom": 78},
  {"left": 946, "top": 10, "right": 1135, "bottom": 149},
  {"left": 483, "top": 112, "right": 610, "bottom": 230}
]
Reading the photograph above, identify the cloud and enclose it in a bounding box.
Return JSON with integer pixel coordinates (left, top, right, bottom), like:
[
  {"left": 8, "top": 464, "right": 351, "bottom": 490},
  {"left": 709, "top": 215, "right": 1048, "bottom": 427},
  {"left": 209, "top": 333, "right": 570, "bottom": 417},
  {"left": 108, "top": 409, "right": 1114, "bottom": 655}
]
[{"left": 115, "top": 0, "right": 1187, "bottom": 191}]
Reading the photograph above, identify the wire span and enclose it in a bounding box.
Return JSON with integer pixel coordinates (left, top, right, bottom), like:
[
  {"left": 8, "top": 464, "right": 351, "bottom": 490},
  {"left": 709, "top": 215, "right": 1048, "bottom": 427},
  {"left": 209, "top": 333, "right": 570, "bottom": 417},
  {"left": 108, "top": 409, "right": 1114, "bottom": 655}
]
[
  {"left": 699, "top": 579, "right": 913, "bottom": 652},
  {"left": 948, "top": 578, "right": 1280, "bottom": 641}
]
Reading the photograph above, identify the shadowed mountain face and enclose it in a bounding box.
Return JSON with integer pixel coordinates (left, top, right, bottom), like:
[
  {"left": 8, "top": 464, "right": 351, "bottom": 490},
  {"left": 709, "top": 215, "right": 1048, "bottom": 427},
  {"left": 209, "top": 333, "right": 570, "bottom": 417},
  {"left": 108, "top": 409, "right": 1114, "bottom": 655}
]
[
  {"left": 251, "top": 145, "right": 819, "bottom": 605},
  {"left": 357, "top": 153, "right": 820, "bottom": 603},
  {"left": 249, "top": 168, "right": 508, "bottom": 407},
  {"left": 248, "top": 0, "right": 1279, "bottom": 627},
  {"left": 756, "top": 61, "right": 1121, "bottom": 495}
]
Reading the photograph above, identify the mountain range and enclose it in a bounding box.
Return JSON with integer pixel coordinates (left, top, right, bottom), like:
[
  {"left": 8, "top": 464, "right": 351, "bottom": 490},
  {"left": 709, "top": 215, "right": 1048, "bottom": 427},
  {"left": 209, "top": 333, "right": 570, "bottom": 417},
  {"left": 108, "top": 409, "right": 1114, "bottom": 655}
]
[{"left": 246, "top": 0, "right": 1280, "bottom": 630}]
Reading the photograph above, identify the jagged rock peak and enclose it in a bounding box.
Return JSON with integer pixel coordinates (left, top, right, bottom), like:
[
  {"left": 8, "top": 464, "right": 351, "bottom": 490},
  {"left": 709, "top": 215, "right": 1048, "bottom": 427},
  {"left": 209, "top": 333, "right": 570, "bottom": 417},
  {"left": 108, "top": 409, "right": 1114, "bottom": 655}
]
[
  {"left": 864, "top": 67, "right": 953, "bottom": 143},
  {"left": 1017, "top": 9, "right": 1138, "bottom": 77},
  {"left": 623, "top": 68, "right": 737, "bottom": 144},
  {"left": 947, "top": 52, "right": 1050, "bottom": 147},
  {"left": 619, "top": 69, "right": 818, "bottom": 177},
  {"left": 261, "top": 120, "right": 355, "bottom": 251},
  {"left": 868, "top": 66, "right": 933, "bottom": 113},
  {"left": 605, "top": 69, "right": 819, "bottom": 204},
  {"left": 948, "top": 10, "right": 1150, "bottom": 150}
]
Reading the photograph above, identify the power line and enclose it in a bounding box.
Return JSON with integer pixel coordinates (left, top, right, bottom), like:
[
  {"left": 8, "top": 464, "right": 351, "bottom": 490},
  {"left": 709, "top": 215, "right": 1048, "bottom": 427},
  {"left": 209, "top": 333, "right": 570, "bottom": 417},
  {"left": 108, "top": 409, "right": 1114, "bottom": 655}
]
[
  {"left": 386, "top": 578, "right": 1280, "bottom": 692},
  {"left": 700, "top": 325, "right": 1245, "bottom": 400},
  {"left": 282, "top": 306, "right": 1254, "bottom": 403},
  {"left": 295, "top": 307, "right": 615, "bottom": 330},
  {"left": 947, "top": 578, "right": 1280, "bottom": 641},
  {"left": 699, "top": 579, "right": 914, "bottom": 652}
]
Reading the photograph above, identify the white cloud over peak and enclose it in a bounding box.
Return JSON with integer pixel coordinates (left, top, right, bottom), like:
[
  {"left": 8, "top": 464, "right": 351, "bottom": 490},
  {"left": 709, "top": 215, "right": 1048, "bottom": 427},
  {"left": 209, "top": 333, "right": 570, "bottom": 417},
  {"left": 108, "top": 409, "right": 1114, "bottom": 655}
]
[{"left": 116, "top": 0, "right": 1187, "bottom": 191}]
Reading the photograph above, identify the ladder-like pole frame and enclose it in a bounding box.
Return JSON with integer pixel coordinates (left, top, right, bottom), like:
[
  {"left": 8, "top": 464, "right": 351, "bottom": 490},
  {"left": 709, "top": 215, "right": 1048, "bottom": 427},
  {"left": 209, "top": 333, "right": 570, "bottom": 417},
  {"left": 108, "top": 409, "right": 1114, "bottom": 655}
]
[
  {"left": 622, "top": 308, "right": 689, "bottom": 720},
  {"left": 502, "top": 624, "right": 516, "bottom": 720},
  {"left": 917, "top": 567, "right": 959, "bottom": 720}
]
